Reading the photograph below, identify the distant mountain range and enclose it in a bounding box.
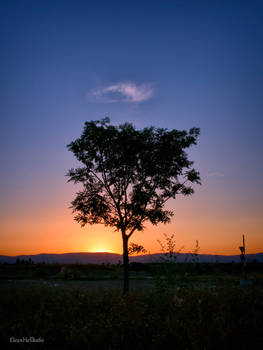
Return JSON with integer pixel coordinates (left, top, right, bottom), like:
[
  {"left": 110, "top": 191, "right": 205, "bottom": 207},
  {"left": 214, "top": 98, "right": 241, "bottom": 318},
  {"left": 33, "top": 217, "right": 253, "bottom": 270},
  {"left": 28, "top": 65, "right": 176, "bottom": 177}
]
[{"left": 0, "top": 252, "right": 263, "bottom": 264}]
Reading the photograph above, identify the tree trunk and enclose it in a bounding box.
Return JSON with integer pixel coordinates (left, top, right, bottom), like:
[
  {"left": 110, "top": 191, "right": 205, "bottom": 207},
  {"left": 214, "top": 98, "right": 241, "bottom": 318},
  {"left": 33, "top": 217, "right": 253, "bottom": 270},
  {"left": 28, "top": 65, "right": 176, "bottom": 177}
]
[{"left": 122, "top": 233, "right": 129, "bottom": 294}]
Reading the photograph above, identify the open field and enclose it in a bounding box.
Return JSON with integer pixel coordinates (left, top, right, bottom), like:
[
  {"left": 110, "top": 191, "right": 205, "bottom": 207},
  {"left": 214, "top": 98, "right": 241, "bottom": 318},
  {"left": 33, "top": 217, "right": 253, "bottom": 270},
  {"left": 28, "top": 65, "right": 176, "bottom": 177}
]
[
  {"left": 1, "top": 263, "right": 263, "bottom": 349},
  {"left": 1, "top": 261, "right": 263, "bottom": 277},
  {"left": 1, "top": 282, "right": 263, "bottom": 349},
  {"left": 1, "top": 261, "right": 263, "bottom": 287}
]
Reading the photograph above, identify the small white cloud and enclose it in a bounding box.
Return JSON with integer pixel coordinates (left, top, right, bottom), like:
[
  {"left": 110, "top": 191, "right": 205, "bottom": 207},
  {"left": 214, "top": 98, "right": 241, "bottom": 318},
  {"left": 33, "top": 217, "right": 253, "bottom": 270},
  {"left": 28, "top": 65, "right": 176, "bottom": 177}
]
[
  {"left": 207, "top": 172, "right": 225, "bottom": 178},
  {"left": 90, "top": 81, "right": 154, "bottom": 103}
]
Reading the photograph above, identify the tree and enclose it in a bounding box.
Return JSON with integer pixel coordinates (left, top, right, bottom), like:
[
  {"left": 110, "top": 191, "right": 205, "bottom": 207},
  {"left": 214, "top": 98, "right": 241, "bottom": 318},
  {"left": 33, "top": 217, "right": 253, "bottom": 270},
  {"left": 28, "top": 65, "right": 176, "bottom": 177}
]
[
  {"left": 67, "top": 117, "right": 201, "bottom": 293},
  {"left": 128, "top": 242, "right": 147, "bottom": 255}
]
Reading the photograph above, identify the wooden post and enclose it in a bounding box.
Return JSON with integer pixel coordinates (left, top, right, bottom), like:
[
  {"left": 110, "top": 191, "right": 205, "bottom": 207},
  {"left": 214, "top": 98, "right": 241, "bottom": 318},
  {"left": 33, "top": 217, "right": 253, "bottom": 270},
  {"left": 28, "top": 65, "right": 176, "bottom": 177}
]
[
  {"left": 239, "top": 234, "right": 247, "bottom": 280},
  {"left": 239, "top": 234, "right": 253, "bottom": 287},
  {"left": 243, "top": 234, "right": 247, "bottom": 280}
]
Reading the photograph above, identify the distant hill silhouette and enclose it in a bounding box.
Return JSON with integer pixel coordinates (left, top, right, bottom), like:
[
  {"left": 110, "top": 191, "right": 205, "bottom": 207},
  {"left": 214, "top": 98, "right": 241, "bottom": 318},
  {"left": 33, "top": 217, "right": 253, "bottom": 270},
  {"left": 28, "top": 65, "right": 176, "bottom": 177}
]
[{"left": 0, "top": 252, "right": 262, "bottom": 264}]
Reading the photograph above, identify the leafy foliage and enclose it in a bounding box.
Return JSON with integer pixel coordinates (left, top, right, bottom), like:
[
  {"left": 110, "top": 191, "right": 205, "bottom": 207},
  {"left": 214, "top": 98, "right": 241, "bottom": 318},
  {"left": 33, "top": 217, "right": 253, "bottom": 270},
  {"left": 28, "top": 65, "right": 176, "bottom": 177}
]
[
  {"left": 67, "top": 117, "right": 201, "bottom": 236},
  {"left": 128, "top": 242, "right": 147, "bottom": 255}
]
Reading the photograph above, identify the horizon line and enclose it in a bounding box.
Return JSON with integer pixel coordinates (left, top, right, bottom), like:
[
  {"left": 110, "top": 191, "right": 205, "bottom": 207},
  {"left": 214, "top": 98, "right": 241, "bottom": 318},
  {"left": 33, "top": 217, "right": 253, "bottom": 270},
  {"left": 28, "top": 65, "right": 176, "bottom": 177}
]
[{"left": 1, "top": 251, "right": 263, "bottom": 258}]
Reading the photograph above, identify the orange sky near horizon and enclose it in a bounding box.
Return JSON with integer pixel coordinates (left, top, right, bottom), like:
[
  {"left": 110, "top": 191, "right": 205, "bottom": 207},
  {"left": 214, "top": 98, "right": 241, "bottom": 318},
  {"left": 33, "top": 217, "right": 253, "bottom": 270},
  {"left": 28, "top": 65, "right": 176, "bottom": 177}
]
[{"left": 1, "top": 177, "right": 262, "bottom": 257}]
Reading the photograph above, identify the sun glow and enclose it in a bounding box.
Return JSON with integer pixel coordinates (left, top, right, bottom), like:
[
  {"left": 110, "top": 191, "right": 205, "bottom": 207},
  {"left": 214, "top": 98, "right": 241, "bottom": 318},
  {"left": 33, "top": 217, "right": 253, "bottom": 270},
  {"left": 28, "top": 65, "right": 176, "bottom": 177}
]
[{"left": 89, "top": 246, "right": 111, "bottom": 253}]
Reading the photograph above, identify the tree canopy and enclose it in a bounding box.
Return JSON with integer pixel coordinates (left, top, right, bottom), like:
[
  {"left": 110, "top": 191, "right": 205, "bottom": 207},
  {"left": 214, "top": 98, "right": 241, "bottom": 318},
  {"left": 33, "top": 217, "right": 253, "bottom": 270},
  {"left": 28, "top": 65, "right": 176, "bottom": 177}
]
[{"left": 67, "top": 117, "right": 201, "bottom": 237}]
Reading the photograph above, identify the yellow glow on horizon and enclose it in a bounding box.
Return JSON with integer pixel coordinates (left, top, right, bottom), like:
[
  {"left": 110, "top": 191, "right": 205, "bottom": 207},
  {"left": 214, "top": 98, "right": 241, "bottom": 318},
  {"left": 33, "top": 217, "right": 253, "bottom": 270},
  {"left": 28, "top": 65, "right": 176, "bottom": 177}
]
[
  {"left": 89, "top": 247, "right": 110, "bottom": 253},
  {"left": 87, "top": 241, "right": 116, "bottom": 253}
]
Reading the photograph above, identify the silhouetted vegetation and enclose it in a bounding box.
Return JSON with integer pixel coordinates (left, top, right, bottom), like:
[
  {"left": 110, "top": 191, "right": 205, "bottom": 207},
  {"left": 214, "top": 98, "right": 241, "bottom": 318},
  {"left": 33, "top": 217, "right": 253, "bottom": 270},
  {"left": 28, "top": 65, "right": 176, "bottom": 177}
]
[
  {"left": 1, "top": 284, "right": 263, "bottom": 349},
  {"left": 67, "top": 118, "right": 200, "bottom": 292}
]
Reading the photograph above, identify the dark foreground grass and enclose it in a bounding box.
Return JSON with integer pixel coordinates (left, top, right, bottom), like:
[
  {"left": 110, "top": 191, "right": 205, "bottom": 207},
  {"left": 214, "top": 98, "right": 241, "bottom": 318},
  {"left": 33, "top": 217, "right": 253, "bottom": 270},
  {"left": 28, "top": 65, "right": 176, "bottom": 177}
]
[{"left": 1, "top": 285, "right": 262, "bottom": 350}]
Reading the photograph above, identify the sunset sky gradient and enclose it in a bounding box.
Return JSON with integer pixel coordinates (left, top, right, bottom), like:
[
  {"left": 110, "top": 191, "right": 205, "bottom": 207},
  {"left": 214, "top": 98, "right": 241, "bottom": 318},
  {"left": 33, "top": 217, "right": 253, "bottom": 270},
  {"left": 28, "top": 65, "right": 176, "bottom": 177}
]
[{"left": 1, "top": 1, "right": 263, "bottom": 256}]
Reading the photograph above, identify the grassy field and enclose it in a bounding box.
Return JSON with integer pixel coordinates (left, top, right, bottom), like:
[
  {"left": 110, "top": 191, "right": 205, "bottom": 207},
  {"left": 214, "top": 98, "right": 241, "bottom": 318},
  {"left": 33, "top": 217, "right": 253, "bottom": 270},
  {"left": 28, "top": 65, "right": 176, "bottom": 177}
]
[
  {"left": 1, "top": 262, "right": 263, "bottom": 349},
  {"left": 1, "top": 260, "right": 263, "bottom": 281}
]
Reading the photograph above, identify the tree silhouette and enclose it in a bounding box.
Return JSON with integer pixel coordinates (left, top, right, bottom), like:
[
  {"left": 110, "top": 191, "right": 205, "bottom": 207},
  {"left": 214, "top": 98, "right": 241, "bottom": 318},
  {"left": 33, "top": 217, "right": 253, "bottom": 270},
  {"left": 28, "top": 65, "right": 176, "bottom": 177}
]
[{"left": 67, "top": 118, "right": 201, "bottom": 293}]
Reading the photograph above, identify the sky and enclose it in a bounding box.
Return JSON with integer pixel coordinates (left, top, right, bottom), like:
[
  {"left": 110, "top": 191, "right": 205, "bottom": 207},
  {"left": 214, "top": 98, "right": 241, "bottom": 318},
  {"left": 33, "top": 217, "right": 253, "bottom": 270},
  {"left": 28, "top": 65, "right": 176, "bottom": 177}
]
[{"left": 0, "top": 0, "right": 263, "bottom": 256}]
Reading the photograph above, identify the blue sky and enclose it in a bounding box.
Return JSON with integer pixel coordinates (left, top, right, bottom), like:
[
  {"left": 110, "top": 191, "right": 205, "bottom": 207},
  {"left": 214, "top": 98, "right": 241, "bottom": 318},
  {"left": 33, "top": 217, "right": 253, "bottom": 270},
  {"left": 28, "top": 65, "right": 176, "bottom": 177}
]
[{"left": 0, "top": 0, "right": 263, "bottom": 255}]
